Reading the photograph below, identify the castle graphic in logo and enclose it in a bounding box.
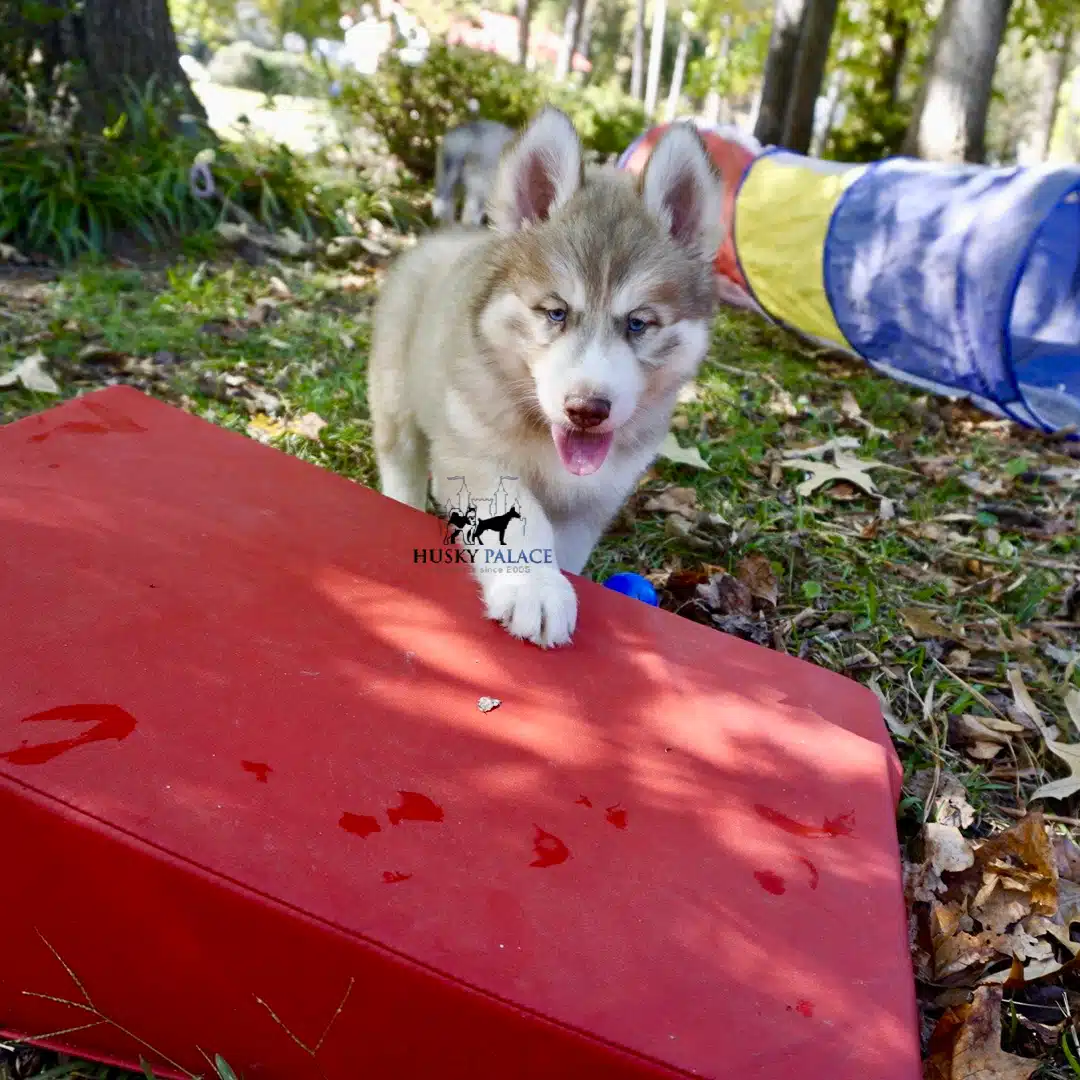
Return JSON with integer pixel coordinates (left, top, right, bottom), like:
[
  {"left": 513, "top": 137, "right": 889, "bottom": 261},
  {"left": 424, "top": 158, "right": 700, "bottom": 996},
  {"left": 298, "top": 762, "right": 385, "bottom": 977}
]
[{"left": 442, "top": 476, "right": 525, "bottom": 547}]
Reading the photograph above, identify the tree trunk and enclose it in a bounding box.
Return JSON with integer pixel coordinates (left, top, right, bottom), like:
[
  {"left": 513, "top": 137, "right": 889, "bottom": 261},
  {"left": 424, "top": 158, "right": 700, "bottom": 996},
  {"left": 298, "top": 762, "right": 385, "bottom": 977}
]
[
  {"left": 1028, "top": 25, "right": 1075, "bottom": 162},
  {"left": 630, "top": 0, "right": 647, "bottom": 99},
  {"left": 754, "top": 0, "right": 810, "bottom": 146},
  {"left": 555, "top": 0, "right": 587, "bottom": 80},
  {"left": 665, "top": 18, "right": 691, "bottom": 120},
  {"left": 902, "top": 0, "right": 1014, "bottom": 163},
  {"left": 811, "top": 64, "right": 844, "bottom": 155},
  {"left": 879, "top": 5, "right": 910, "bottom": 107},
  {"left": 1, "top": 0, "right": 207, "bottom": 133},
  {"left": 578, "top": 0, "right": 597, "bottom": 82},
  {"left": 644, "top": 0, "right": 668, "bottom": 116},
  {"left": 781, "top": 0, "right": 839, "bottom": 154},
  {"left": 516, "top": 0, "right": 533, "bottom": 66}
]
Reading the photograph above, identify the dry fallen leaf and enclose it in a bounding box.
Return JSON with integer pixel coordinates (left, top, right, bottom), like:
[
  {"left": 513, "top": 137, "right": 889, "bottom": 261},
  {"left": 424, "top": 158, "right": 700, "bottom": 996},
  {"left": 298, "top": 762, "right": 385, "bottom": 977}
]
[
  {"left": 924, "top": 985, "right": 1038, "bottom": 1080},
  {"left": 0, "top": 241, "right": 29, "bottom": 264},
  {"left": 960, "top": 472, "right": 1009, "bottom": 498},
  {"left": 840, "top": 388, "right": 890, "bottom": 437},
  {"left": 287, "top": 412, "right": 328, "bottom": 441},
  {"left": 906, "top": 823, "right": 976, "bottom": 903},
  {"left": 868, "top": 676, "right": 914, "bottom": 739},
  {"left": 932, "top": 777, "right": 976, "bottom": 830},
  {"left": 908, "top": 812, "right": 1079, "bottom": 987},
  {"left": 735, "top": 553, "right": 779, "bottom": 608},
  {"left": 780, "top": 451, "right": 886, "bottom": 498},
  {"left": 1011, "top": 670, "right": 1080, "bottom": 802},
  {"left": 691, "top": 573, "right": 753, "bottom": 619},
  {"left": 246, "top": 414, "right": 286, "bottom": 442},
  {"left": 783, "top": 436, "right": 862, "bottom": 460},
  {"left": 0, "top": 351, "right": 60, "bottom": 394},
  {"left": 952, "top": 714, "right": 1025, "bottom": 762},
  {"left": 657, "top": 432, "right": 711, "bottom": 470},
  {"left": 900, "top": 607, "right": 961, "bottom": 640},
  {"left": 642, "top": 486, "right": 698, "bottom": 519}
]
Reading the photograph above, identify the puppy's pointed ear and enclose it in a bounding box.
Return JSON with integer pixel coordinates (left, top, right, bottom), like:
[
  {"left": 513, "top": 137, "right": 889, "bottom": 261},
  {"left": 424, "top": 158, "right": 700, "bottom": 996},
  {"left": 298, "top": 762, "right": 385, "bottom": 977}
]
[
  {"left": 640, "top": 124, "right": 724, "bottom": 259},
  {"left": 490, "top": 108, "right": 583, "bottom": 232}
]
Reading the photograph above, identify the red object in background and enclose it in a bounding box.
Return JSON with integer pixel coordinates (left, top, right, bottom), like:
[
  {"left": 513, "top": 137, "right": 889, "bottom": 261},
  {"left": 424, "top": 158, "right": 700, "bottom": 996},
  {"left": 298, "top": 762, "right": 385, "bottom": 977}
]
[
  {"left": 0, "top": 388, "right": 920, "bottom": 1079},
  {"left": 621, "top": 123, "right": 756, "bottom": 295}
]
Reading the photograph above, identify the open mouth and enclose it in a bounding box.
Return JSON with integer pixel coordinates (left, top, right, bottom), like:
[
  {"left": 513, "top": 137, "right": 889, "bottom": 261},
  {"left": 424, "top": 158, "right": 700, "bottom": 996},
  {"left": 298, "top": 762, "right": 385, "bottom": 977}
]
[{"left": 551, "top": 425, "right": 615, "bottom": 476}]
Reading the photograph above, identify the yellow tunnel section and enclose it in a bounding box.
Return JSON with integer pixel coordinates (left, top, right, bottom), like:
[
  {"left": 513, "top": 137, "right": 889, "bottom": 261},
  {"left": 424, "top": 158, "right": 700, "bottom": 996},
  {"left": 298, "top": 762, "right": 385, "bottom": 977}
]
[{"left": 734, "top": 151, "right": 867, "bottom": 351}]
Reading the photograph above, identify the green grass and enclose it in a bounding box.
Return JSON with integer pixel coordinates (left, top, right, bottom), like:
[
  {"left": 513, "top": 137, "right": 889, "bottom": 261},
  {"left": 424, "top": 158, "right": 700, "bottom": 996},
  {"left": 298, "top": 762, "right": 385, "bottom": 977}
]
[{"left": 2, "top": 249, "right": 1079, "bottom": 1079}]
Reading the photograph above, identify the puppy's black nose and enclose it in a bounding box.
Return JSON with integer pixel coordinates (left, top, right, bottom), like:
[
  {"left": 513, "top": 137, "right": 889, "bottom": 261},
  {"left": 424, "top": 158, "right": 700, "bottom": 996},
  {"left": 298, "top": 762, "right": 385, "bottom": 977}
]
[{"left": 564, "top": 396, "right": 611, "bottom": 429}]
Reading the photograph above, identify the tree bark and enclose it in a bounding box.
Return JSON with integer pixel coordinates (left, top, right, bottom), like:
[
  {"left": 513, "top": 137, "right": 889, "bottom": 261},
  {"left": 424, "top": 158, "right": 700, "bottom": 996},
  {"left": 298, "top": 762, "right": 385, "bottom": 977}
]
[
  {"left": 1, "top": 0, "right": 207, "bottom": 133},
  {"left": 630, "top": 0, "right": 647, "bottom": 98},
  {"left": 781, "top": 0, "right": 839, "bottom": 153},
  {"left": 811, "top": 64, "right": 844, "bottom": 155},
  {"left": 879, "top": 5, "right": 910, "bottom": 108},
  {"left": 754, "top": 0, "right": 809, "bottom": 146},
  {"left": 665, "top": 17, "right": 691, "bottom": 121},
  {"left": 516, "top": 0, "right": 533, "bottom": 66},
  {"left": 578, "top": 0, "right": 597, "bottom": 82},
  {"left": 1028, "top": 25, "right": 1074, "bottom": 162},
  {"left": 644, "top": 0, "right": 668, "bottom": 116},
  {"left": 902, "top": 0, "right": 1014, "bottom": 163},
  {"left": 555, "top": 0, "right": 587, "bottom": 79}
]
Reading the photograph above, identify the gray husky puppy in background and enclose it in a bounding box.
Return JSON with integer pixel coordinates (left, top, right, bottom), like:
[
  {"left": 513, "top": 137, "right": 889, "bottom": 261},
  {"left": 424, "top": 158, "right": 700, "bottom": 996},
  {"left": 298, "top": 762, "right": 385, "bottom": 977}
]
[
  {"left": 432, "top": 118, "right": 515, "bottom": 227},
  {"left": 370, "top": 107, "right": 723, "bottom": 648}
]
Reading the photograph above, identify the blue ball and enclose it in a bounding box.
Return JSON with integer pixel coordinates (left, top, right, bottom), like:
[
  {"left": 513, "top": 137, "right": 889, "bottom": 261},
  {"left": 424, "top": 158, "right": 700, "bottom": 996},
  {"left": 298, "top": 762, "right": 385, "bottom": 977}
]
[{"left": 603, "top": 572, "right": 659, "bottom": 606}]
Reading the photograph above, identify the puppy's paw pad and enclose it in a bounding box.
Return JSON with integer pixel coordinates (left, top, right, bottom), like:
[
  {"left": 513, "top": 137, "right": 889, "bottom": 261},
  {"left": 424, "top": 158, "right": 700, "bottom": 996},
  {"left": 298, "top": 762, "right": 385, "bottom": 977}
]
[{"left": 483, "top": 571, "right": 577, "bottom": 648}]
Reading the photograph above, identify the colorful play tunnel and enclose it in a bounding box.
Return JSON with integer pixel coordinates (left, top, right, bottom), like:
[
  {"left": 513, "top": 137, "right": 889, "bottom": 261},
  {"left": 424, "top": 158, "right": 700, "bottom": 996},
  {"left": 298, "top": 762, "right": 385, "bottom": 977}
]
[
  {"left": 621, "top": 128, "right": 1080, "bottom": 435},
  {"left": 1, "top": 388, "right": 920, "bottom": 1078}
]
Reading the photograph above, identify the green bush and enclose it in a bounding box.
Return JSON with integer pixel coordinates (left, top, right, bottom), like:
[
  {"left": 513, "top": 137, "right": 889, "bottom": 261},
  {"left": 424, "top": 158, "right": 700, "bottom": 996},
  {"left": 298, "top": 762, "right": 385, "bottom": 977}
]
[
  {"left": 824, "top": 84, "right": 910, "bottom": 163},
  {"left": 336, "top": 42, "right": 647, "bottom": 182},
  {"left": 207, "top": 41, "right": 324, "bottom": 99},
  {"left": 0, "top": 80, "right": 398, "bottom": 261},
  {"left": 336, "top": 43, "right": 542, "bottom": 182},
  {"left": 551, "top": 83, "right": 647, "bottom": 160}
]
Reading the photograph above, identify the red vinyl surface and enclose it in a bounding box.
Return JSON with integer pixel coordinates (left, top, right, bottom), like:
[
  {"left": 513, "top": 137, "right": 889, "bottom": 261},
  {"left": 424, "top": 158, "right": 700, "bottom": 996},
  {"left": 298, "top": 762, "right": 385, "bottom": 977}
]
[{"left": 0, "top": 387, "right": 920, "bottom": 1079}]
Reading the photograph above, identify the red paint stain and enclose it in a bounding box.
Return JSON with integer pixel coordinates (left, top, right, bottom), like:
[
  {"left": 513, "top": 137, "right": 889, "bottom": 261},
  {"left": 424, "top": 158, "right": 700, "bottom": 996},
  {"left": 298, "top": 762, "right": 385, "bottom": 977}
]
[
  {"left": 29, "top": 400, "right": 146, "bottom": 443},
  {"left": 754, "top": 804, "right": 855, "bottom": 839},
  {"left": 382, "top": 871, "right": 412, "bottom": 884},
  {"left": 241, "top": 760, "right": 271, "bottom": 783},
  {"left": 799, "top": 856, "right": 820, "bottom": 890},
  {"left": 795, "top": 999, "right": 814, "bottom": 1018},
  {"left": 605, "top": 804, "right": 628, "bottom": 829},
  {"left": 0, "top": 704, "right": 136, "bottom": 765},
  {"left": 387, "top": 791, "right": 444, "bottom": 825},
  {"left": 754, "top": 870, "right": 786, "bottom": 895},
  {"left": 575, "top": 795, "right": 592, "bottom": 808},
  {"left": 340, "top": 812, "right": 382, "bottom": 838},
  {"left": 530, "top": 826, "right": 570, "bottom": 868}
]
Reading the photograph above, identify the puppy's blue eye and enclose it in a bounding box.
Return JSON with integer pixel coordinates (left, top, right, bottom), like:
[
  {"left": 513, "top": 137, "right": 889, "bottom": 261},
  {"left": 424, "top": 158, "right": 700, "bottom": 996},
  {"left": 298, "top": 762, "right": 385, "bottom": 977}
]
[
  {"left": 627, "top": 316, "right": 649, "bottom": 335},
  {"left": 547, "top": 308, "right": 567, "bottom": 324}
]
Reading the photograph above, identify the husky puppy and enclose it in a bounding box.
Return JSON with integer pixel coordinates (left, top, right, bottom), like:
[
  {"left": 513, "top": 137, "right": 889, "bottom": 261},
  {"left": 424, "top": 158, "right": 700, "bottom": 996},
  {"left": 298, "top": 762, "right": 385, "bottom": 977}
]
[
  {"left": 432, "top": 119, "right": 515, "bottom": 227},
  {"left": 369, "top": 107, "right": 723, "bottom": 647}
]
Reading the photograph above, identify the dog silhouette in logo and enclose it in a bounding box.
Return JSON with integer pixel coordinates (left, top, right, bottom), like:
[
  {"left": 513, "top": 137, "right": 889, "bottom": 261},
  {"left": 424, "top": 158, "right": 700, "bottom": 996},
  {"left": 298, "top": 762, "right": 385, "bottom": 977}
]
[
  {"left": 473, "top": 506, "right": 521, "bottom": 546},
  {"left": 444, "top": 504, "right": 478, "bottom": 545}
]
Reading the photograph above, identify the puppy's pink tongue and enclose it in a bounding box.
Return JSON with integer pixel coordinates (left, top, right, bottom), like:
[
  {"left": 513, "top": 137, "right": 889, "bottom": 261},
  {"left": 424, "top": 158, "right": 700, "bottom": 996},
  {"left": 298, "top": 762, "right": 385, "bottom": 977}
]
[{"left": 552, "top": 426, "right": 614, "bottom": 476}]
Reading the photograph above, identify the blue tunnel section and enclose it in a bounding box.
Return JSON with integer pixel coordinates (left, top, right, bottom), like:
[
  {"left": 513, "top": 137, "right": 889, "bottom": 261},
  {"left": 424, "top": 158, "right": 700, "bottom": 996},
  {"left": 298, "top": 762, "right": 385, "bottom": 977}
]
[{"left": 823, "top": 158, "right": 1080, "bottom": 434}]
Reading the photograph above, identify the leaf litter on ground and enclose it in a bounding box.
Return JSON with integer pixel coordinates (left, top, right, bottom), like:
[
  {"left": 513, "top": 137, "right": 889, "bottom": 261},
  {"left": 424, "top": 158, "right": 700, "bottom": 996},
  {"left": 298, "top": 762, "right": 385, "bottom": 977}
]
[{"left": 0, "top": 351, "right": 60, "bottom": 394}]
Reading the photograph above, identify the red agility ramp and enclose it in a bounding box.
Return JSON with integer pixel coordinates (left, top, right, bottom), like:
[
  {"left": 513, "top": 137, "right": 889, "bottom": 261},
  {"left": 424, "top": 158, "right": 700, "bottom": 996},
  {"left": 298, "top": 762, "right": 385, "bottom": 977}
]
[{"left": 0, "top": 387, "right": 920, "bottom": 1079}]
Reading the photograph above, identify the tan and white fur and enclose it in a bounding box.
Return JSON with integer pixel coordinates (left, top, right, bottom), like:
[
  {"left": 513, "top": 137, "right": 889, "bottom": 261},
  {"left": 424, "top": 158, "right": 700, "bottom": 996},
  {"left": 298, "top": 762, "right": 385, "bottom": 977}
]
[{"left": 369, "top": 107, "right": 723, "bottom": 648}]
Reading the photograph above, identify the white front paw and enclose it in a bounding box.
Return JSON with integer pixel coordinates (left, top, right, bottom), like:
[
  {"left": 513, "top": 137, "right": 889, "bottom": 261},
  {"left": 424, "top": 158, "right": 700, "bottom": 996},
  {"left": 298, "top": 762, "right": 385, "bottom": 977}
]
[{"left": 481, "top": 570, "right": 578, "bottom": 648}]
